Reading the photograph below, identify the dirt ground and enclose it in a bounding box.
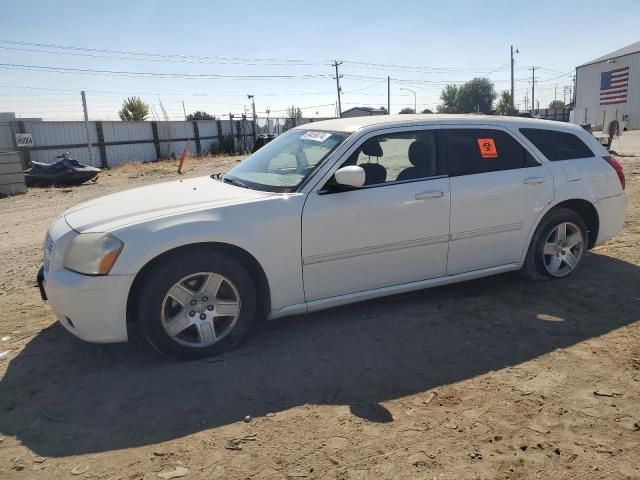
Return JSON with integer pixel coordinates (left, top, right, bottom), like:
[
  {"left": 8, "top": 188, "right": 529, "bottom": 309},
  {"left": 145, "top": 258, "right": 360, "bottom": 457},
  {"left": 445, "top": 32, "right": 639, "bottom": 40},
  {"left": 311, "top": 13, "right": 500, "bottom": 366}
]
[{"left": 0, "top": 138, "right": 639, "bottom": 480}]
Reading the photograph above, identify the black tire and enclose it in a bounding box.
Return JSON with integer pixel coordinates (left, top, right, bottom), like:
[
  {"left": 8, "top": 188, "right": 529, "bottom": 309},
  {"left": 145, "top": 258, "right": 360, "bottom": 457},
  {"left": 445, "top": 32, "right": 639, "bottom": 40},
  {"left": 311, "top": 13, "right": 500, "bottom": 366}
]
[
  {"left": 521, "top": 207, "right": 589, "bottom": 281},
  {"left": 137, "top": 247, "right": 257, "bottom": 359}
]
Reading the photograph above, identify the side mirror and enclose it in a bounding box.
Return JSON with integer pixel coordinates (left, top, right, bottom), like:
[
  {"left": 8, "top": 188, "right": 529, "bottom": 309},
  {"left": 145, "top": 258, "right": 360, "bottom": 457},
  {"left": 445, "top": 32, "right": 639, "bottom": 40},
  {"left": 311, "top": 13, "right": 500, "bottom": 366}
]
[{"left": 334, "top": 165, "right": 365, "bottom": 188}]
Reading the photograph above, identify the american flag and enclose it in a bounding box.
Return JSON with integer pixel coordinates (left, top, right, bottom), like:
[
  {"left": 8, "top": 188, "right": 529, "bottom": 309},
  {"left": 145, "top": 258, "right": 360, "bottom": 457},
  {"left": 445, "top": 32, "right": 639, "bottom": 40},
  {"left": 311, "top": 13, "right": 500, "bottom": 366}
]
[{"left": 600, "top": 66, "right": 630, "bottom": 105}]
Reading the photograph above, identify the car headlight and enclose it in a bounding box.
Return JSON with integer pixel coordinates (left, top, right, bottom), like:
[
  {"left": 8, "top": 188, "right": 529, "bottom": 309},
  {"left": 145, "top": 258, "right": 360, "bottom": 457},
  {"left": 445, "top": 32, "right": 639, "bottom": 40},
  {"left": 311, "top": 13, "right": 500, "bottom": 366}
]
[{"left": 63, "top": 233, "right": 124, "bottom": 275}]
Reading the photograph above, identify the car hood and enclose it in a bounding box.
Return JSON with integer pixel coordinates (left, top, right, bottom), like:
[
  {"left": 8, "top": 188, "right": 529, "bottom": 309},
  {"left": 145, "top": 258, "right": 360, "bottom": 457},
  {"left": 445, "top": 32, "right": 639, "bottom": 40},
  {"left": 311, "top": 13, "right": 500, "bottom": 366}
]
[{"left": 64, "top": 176, "right": 272, "bottom": 233}]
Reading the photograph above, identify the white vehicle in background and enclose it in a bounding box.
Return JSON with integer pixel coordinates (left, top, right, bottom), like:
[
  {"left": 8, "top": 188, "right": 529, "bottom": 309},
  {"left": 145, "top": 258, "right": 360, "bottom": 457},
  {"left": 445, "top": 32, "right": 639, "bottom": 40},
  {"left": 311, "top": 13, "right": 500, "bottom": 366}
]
[{"left": 38, "top": 115, "right": 627, "bottom": 359}]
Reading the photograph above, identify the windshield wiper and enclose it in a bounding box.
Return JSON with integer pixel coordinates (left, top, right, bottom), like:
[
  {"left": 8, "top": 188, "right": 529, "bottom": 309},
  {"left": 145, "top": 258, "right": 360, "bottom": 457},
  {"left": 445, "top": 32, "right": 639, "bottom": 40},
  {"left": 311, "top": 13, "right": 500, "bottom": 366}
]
[{"left": 222, "top": 176, "right": 250, "bottom": 189}]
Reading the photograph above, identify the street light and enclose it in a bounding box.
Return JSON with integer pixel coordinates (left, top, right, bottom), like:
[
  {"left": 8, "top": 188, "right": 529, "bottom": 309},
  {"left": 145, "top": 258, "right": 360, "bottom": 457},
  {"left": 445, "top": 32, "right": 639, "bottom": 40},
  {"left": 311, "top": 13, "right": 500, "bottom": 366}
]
[{"left": 400, "top": 87, "right": 417, "bottom": 113}]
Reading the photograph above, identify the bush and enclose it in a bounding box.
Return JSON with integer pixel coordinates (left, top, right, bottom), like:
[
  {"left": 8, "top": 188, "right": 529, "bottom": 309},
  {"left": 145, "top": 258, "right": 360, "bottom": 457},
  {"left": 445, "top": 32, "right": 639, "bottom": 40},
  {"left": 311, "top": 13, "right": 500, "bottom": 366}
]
[{"left": 219, "top": 135, "right": 235, "bottom": 154}]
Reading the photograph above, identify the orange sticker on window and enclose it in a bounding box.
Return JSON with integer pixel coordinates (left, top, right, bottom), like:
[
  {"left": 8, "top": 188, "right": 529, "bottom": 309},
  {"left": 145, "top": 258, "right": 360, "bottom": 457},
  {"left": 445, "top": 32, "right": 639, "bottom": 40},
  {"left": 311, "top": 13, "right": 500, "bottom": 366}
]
[{"left": 477, "top": 138, "right": 498, "bottom": 158}]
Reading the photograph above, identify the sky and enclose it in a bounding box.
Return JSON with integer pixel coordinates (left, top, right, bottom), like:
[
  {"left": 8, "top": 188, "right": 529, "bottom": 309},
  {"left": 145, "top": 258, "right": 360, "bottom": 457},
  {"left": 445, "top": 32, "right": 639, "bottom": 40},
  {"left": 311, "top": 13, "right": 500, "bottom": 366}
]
[{"left": 1, "top": 0, "right": 639, "bottom": 120}]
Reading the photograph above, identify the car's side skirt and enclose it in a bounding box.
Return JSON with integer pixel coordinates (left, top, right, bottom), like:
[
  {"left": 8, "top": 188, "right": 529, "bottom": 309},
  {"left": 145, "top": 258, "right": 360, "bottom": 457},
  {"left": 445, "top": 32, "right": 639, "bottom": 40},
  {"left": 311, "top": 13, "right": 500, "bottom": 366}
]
[{"left": 268, "top": 263, "right": 522, "bottom": 320}]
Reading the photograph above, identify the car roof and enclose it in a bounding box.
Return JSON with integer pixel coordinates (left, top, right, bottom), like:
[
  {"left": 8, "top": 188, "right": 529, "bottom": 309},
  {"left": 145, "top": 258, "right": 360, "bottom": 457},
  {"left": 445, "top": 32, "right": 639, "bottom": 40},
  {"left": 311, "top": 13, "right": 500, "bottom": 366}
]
[{"left": 293, "top": 114, "right": 584, "bottom": 135}]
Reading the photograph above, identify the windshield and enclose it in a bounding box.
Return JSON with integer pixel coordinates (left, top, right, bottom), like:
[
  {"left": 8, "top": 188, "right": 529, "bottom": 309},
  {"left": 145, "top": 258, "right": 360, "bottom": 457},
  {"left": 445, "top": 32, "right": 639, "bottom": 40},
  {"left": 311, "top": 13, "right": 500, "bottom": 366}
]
[{"left": 224, "top": 129, "right": 347, "bottom": 192}]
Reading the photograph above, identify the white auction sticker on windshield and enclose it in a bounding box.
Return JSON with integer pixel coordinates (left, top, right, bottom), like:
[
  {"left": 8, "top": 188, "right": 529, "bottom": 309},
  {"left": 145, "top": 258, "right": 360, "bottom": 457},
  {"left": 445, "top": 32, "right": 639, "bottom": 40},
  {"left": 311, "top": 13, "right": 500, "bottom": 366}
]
[{"left": 300, "top": 131, "right": 332, "bottom": 142}]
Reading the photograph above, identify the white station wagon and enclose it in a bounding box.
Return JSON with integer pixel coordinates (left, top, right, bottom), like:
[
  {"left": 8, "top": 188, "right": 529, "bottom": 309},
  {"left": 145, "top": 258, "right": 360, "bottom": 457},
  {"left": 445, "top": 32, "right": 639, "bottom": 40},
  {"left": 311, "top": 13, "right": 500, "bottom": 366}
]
[{"left": 38, "top": 115, "right": 628, "bottom": 358}]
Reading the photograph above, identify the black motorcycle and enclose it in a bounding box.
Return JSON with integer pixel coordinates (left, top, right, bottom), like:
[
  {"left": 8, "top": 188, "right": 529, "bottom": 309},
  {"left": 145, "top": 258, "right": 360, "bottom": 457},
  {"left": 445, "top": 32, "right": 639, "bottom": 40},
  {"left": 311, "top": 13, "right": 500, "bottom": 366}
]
[{"left": 24, "top": 152, "right": 101, "bottom": 187}]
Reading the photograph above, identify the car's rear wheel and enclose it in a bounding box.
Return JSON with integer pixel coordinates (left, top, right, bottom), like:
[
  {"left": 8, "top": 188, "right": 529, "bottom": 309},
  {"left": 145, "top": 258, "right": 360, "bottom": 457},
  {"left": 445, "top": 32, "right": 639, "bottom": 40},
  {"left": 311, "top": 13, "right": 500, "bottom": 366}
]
[
  {"left": 522, "top": 208, "right": 588, "bottom": 280},
  {"left": 137, "top": 248, "right": 257, "bottom": 359}
]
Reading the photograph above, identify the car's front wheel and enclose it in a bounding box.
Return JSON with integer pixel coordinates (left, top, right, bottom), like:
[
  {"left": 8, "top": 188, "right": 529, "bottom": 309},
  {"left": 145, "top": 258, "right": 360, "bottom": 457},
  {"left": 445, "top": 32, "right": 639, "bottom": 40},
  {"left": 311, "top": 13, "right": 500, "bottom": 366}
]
[
  {"left": 137, "top": 248, "right": 257, "bottom": 359},
  {"left": 522, "top": 208, "right": 588, "bottom": 280}
]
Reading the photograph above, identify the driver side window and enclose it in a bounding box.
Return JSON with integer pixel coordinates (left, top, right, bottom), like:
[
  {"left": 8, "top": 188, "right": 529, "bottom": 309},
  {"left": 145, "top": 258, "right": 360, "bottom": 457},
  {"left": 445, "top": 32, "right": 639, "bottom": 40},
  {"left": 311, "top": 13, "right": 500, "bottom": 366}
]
[{"left": 342, "top": 130, "right": 439, "bottom": 186}]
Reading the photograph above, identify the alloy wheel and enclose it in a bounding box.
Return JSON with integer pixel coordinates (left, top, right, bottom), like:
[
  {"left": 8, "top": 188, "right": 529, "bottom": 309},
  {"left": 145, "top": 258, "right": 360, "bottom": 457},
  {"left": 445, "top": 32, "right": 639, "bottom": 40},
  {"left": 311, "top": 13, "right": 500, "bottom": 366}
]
[
  {"left": 542, "top": 222, "right": 584, "bottom": 278},
  {"left": 160, "top": 272, "right": 241, "bottom": 347}
]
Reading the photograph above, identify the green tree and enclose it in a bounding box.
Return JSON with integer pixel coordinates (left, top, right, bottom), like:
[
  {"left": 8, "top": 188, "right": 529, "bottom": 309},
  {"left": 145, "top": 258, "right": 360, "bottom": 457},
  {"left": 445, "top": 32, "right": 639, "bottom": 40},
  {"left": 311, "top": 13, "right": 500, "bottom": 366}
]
[
  {"left": 548, "top": 100, "right": 565, "bottom": 109},
  {"left": 495, "top": 90, "right": 517, "bottom": 115},
  {"left": 436, "top": 84, "right": 460, "bottom": 113},
  {"left": 186, "top": 111, "right": 215, "bottom": 120},
  {"left": 421, "top": 108, "right": 433, "bottom": 114},
  {"left": 399, "top": 107, "right": 416, "bottom": 114},
  {"left": 456, "top": 77, "right": 496, "bottom": 113},
  {"left": 118, "top": 96, "right": 149, "bottom": 121}
]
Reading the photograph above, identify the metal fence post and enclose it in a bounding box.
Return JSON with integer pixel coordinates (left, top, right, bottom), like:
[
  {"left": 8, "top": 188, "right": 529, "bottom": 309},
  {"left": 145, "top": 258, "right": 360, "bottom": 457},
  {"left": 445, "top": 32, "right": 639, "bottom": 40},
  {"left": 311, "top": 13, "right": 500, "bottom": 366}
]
[
  {"left": 151, "top": 121, "right": 162, "bottom": 160},
  {"left": 228, "top": 114, "right": 235, "bottom": 154},
  {"left": 215, "top": 119, "right": 223, "bottom": 152},
  {"left": 192, "top": 121, "right": 202, "bottom": 154},
  {"left": 95, "top": 121, "right": 108, "bottom": 168}
]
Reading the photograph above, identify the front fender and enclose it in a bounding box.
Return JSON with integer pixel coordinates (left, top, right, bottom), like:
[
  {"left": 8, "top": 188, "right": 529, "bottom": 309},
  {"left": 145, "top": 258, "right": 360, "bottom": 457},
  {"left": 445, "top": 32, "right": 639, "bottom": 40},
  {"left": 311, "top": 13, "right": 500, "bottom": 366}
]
[{"left": 110, "top": 194, "right": 306, "bottom": 311}]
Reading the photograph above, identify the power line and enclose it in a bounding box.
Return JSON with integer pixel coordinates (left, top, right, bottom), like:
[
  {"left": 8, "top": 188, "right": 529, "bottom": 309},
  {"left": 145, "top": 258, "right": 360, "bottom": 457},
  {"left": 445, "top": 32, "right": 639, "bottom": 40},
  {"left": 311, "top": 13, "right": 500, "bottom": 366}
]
[
  {"left": 0, "top": 39, "right": 576, "bottom": 90},
  {"left": 341, "top": 59, "right": 509, "bottom": 74},
  {"left": 342, "top": 80, "right": 386, "bottom": 94},
  {"left": 0, "top": 40, "right": 514, "bottom": 75},
  {"left": 0, "top": 83, "right": 412, "bottom": 99},
  {"left": 0, "top": 62, "right": 331, "bottom": 80},
  {"left": 535, "top": 70, "right": 574, "bottom": 82},
  {"left": 0, "top": 45, "right": 322, "bottom": 67},
  {"left": 0, "top": 39, "right": 319, "bottom": 65}
]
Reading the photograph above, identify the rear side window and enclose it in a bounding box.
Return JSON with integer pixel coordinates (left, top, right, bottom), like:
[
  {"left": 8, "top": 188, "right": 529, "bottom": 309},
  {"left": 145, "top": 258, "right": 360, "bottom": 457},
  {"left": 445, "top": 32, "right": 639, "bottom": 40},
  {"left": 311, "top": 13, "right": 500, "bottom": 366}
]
[
  {"left": 520, "top": 128, "right": 594, "bottom": 161},
  {"left": 444, "top": 129, "right": 538, "bottom": 176}
]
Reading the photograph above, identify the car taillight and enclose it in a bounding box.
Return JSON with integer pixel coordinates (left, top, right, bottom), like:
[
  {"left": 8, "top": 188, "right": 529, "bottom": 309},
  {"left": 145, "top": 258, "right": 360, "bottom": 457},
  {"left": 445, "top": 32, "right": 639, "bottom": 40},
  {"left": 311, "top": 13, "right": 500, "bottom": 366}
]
[{"left": 603, "top": 155, "right": 625, "bottom": 190}]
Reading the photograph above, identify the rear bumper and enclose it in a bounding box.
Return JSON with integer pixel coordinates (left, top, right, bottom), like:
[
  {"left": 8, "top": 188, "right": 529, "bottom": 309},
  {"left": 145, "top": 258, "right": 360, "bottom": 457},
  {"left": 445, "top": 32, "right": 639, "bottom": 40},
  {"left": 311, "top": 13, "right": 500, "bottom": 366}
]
[
  {"left": 41, "top": 266, "right": 133, "bottom": 343},
  {"left": 595, "top": 193, "right": 628, "bottom": 246}
]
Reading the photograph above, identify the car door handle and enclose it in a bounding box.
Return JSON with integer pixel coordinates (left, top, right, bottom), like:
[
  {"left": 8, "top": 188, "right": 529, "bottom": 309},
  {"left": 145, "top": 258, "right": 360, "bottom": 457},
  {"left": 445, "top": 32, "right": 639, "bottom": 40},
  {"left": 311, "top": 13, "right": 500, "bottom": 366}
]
[
  {"left": 523, "top": 177, "right": 547, "bottom": 185},
  {"left": 415, "top": 191, "right": 444, "bottom": 200}
]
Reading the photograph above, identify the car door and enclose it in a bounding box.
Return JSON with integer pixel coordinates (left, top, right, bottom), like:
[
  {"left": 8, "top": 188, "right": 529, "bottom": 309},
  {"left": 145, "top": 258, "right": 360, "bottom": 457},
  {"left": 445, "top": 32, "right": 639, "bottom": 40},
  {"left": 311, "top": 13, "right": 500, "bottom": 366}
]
[
  {"left": 301, "top": 127, "right": 450, "bottom": 302},
  {"left": 445, "top": 126, "right": 554, "bottom": 275}
]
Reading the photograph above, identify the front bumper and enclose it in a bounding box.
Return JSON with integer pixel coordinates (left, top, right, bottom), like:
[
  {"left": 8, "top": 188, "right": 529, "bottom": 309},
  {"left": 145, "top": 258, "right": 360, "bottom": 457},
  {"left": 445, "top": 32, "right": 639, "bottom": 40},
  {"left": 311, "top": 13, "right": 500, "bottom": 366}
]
[
  {"left": 40, "top": 265, "right": 134, "bottom": 343},
  {"left": 37, "top": 266, "right": 47, "bottom": 301}
]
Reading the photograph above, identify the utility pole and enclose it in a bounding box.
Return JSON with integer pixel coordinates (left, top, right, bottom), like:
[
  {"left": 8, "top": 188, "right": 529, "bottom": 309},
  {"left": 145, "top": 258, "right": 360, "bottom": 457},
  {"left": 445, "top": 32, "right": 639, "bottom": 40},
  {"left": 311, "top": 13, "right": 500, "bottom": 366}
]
[
  {"left": 332, "top": 60, "right": 343, "bottom": 118},
  {"left": 523, "top": 91, "right": 529, "bottom": 111},
  {"left": 554, "top": 84, "right": 557, "bottom": 102},
  {"left": 265, "top": 107, "right": 270, "bottom": 135},
  {"left": 529, "top": 66, "right": 537, "bottom": 113},
  {"left": 182, "top": 100, "right": 187, "bottom": 120},
  {"left": 247, "top": 94, "right": 256, "bottom": 141},
  {"left": 80, "top": 91, "right": 94, "bottom": 166},
  {"left": 387, "top": 76, "right": 390, "bottom": 115},
  {"left": 510, "top": 45, "right": 518, "bottom": 110}
]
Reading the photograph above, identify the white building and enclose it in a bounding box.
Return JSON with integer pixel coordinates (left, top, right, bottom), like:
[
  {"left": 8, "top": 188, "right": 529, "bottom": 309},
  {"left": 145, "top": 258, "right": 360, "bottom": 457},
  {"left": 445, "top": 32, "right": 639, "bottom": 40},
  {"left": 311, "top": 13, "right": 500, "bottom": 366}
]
[{"left": 575, "top": 41, "right": 640, "bottom": 130}]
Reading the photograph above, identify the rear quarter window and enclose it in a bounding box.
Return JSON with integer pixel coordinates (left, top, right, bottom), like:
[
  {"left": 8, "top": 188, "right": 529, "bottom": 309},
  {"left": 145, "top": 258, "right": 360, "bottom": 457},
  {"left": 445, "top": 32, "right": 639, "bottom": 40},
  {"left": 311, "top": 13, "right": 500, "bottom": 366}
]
[
  {"left": 519, "top": 128, "right": 594, "bottom": 161},
  {"left": 444, "top": 128, "right": 538, "bottom": 176}
]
